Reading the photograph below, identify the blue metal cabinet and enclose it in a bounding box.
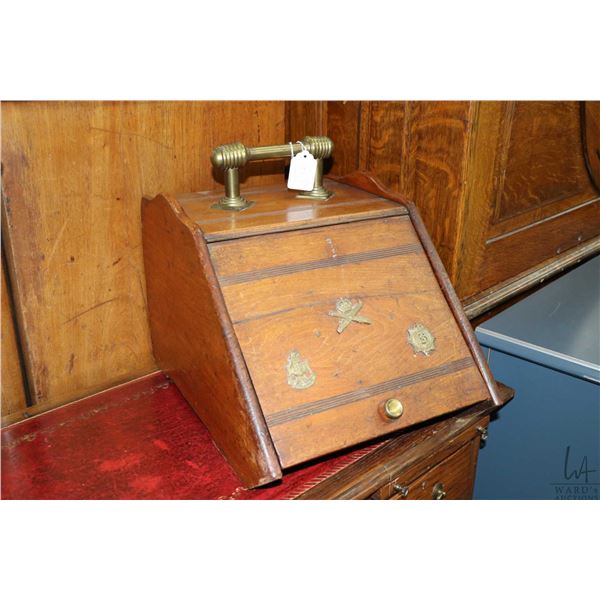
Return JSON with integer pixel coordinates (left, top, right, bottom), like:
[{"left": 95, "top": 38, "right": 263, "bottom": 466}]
[{"left": 474, "top": 256, "right": 600, "bottom": 499}]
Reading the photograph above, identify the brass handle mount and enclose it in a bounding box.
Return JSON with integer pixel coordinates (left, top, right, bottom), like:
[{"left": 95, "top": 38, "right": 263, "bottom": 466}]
[{"left": 210, "top": 136, "right": 334, "bottom": 211}]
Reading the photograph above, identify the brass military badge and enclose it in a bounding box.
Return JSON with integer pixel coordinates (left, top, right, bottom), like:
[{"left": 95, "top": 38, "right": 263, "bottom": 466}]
[
  {"left": 407, "top": 323, "right": 436, "bottom": 356},
  {"left": 328, "top": 298, "right": 372, "bottom": 334},
  {"left": 286, "top": 351, "right": 316, "bottom": 390}
]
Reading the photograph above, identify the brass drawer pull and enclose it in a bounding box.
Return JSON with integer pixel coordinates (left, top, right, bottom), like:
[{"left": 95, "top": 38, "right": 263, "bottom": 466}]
[
  {"left": 432, "top": 482, "right": 447, "bottom": 500},
  {"left": 384, "top": 398, "right": 404, "bottom": 419},
  {"left": 392, "top": 484, "right": 409, "bottom": 498},
  {"left": 477, "top": 426, "right": 488, "bottom": 442}
]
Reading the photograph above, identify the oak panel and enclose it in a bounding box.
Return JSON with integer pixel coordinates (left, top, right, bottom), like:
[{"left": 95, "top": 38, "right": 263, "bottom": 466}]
[
  {"left": 406, "top": 101, "right": 474, "bottom": 281},
  {"left": 493, "top": 101, "right": 597, "bottom": 225},
  {"left": 363, "top": 101, "right": 412, "bottom": 190},
  {"left": 326, "top": 101, "right": 362, "bottom": 175},
  {"left": 285, "top": 101, "right": 327, "bottom": 143},
  {"left": 288, "top": 101, "right": 600, "bottom": 304},
  {"left": 478, "top": 199, "right": 600, "bottom": 292},
  {"left": 315, "top": 101, "right": 475, "bottom": 282},
  {"left": 209, "top": 215, "right": 414, "bottom": 278},
  {"left": 458, "top": 101, "right": 600, "bottom": 298},
  {"left": 141, "top": 193, "right": 281, "bottom": 487},
  {"left": 229, "top": 285, "right": 472, "bottom": 413},
  {"left": 584, "top": 101, "right": 600, "bottom": 189},
  {"left": 1, "top": 101, "right": 285, "bottom": 409},
  {"left": 213, "top": 217, "right": 489, "bottom": 468},
  {"left": 179, "top": 181, "right": 403, "bottom": 241},
  {"left": 1, "top": 255, "right": 28, "bottom": 419},
  {"left": 273, "top": 369, "right": 485, "bottom": 468},
  {"left": 218, "top": 251, "right": 435, "bottom": 324}
]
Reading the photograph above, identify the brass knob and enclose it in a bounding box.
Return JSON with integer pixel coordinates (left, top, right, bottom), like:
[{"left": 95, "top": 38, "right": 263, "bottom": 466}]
[
  {"left": 392, "top": 484, "right": 409, "bottom": 498},
  {"left": 384, "top": 398, "right": 404, "bottom": 419},
  {"left": 432, "top": 482, "right": 447, "bottom": 500}
]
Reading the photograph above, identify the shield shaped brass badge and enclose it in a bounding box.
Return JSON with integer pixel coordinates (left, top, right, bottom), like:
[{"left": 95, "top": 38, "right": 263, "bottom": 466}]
[{"left": 407, "top": 323, "right": 436, "bottom": 356}]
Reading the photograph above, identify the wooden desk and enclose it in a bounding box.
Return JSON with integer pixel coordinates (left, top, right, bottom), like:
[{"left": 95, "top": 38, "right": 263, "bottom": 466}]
[{"left": 1, "top": 373, "right": 512, "bottom": 500}]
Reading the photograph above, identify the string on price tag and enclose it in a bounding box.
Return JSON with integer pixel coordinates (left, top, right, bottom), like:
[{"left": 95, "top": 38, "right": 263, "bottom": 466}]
[{"left": 287, "top": 141, "right": 317, "bottom": 191}]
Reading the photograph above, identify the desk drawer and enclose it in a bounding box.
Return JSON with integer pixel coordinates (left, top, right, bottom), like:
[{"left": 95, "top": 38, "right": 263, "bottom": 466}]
[
  {"left": 388, "top": 436, "right": 480, "bottom": 500},
  {"left": 367, "top": 415, "right": 488, "bottom": 500}
]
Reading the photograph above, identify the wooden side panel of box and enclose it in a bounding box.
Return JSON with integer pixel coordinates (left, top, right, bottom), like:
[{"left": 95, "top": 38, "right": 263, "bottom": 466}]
[{"left": 141, "top": 193, "right": 282, "bottom": 488}]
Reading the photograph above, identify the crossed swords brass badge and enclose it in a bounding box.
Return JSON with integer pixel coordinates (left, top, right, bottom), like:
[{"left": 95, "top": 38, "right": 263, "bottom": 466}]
[{"left": 328, "top": 298, "right": 372, "bottom": 334}]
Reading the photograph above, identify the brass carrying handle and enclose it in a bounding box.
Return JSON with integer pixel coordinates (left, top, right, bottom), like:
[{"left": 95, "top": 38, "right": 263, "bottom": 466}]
[{"left": 210, "top": 136, "right": 334, "bottom": 211}]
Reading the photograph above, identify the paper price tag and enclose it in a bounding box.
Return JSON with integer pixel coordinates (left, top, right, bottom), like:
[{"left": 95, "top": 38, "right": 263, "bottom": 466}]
[{"left": 288, "top": 148, "right": 317, "bottom": 191}]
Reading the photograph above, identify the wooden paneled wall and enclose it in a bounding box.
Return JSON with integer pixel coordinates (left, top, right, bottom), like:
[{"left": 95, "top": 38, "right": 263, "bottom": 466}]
[
  {"left": 1, "top": 101, "right": 286, "bottom": 422},
  {"left": 288, "top": 101, "right": 600, "bottom": 300},
  {"left": 457, "top": 101, "right": 599, "bottom": 298},
  {"left": 2, "top": 101, "right": 599, "bottom": 422},
  {"left": 583, "top": 101, "right": 600, "bottom": 190},
  {"left": 287, "top": 101, "right": 475, "bottom": 280}
]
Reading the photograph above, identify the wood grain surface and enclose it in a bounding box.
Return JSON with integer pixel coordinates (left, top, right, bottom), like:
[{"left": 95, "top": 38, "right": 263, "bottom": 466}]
[
  {"left": 209, "top": 211, "right": 489, "bottom": 468},
  {"left": 387, "top": 433, "right": 481, "bottom": 500},
  {"left": 178, "top": 181, "right": 405, "bottom": 242},
  {"left": 490, "top": 101, "right": 597, "bottom": 227},
  {"left": 296, "top": 381, "right": 515, "bottom": 500},
  {"left": 331, "top": 171, "right": 502, "bottom": 406},
  {"left": 4, "top": 100, "right": 597, "bottom": 423},
  {"left": 324, "top": 101, "right": 363, "bottom": 175},
  {"left": 1, "top": 101, "right": 286, "bottom": 411},
  {"left": 1, "top": 253, "right": 28, "bottom": 420},
  {"left": 583, "top": 101, "right": 600, "bottom": 190},
  {"left": 457, "top": 101, "right": 600, "bottom": 298},
  {"left": 288, "top": 101, "right": 475, "bottom": 282},
  {"left": 287, "top": 101, "right": 600, "bottom": 302},
  {"left": 209, "top": 215, "right": 415, "bottom": 280},
  {"left": 463, "top": 235, "right": 600, "bottom": 320},
  {"left": 285, "top": 101, "right": 327, "bottom": 143}
]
